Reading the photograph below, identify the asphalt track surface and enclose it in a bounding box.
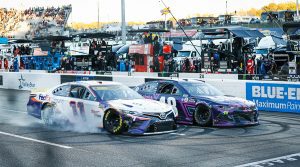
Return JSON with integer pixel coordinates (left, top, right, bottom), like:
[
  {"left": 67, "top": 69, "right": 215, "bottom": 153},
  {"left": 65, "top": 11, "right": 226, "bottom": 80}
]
[{"left": 0, "top": 89, "right": 300, "bottom": 167}]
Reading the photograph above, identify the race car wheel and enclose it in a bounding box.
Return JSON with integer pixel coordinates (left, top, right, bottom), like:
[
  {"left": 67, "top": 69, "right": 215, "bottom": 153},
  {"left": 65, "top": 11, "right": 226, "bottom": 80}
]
[
  {"left": 41, "top": 103, "right": 55, "bottom": 126},
  {"left": 194, "top": 105, "right": 212, "bottom": 126},
  {"left": 103, "top": 110, "right": 124, "bottom": 135}
]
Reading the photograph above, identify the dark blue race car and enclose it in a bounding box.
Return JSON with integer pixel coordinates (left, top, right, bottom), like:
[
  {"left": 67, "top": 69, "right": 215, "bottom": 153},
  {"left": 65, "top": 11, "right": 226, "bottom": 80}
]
[{"left": 135, "top": 79, "right": 259, "bottom": 127}]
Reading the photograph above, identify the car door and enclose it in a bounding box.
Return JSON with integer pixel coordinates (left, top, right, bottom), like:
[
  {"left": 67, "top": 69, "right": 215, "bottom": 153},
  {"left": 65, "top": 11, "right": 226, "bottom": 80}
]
[
  {"left": 67, "top": 85, "right": 88, "bottom": 123},
  {"left": 156, "top": 82, "right": 186, "bottom": 120},
  {"left": 80, "top": 88, "right": 104, "bottom": 128}
]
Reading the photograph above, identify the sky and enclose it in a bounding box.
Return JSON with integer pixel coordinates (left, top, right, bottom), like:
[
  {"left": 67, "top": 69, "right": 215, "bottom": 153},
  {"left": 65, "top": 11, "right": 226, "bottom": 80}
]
[{"left": 0, "top": 0, "right": 292, "bottom": 23}]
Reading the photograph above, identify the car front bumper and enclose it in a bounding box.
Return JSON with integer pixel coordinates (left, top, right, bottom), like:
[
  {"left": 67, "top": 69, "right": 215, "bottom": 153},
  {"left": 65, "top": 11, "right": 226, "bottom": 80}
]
[
  {"left": 212, "top": 109, "right": 259, "bottom": 127},
  {"left": 123, "top": 113, "right": 177, "bottom": 135}
]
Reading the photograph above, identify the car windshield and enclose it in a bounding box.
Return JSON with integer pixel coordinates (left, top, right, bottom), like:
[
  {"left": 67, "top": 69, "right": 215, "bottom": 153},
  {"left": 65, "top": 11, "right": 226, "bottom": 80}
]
[
  {"left": 180, "top": 82, "right": 224, "bottom": 96},
  {"left": 177, "top": 51, "right": 191, "bottom": 57},
  {"left": 91, "top": 85, "right": 144, "bottom": 101}
]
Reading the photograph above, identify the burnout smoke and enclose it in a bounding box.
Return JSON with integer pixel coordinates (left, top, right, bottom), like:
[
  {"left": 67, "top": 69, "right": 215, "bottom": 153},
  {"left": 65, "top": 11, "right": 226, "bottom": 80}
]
[
  {"left": 0, "top": 107, "right": 40, "bottom": 127},
  {"left": 46, "top": 104, "right": 105, "bottom": 134}
]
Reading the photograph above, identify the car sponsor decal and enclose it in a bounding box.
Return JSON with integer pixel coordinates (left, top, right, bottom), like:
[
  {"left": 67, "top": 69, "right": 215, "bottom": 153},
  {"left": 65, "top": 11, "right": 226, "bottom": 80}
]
[{"left": 39, "top": 95, "right": 49, "bottom": 101}]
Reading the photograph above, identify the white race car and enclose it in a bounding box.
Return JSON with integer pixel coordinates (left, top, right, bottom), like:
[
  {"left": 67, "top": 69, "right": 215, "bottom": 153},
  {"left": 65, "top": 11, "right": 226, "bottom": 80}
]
[{"left": 27, "top": 81, "right": 177, "bottom": 135}]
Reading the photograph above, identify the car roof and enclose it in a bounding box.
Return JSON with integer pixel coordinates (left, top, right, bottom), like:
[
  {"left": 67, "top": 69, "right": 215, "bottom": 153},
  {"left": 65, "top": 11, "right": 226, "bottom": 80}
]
[
  {"left": 63, "top": 81, "right": 122, "bottom": 87},
  {"left": 148, "top": 79, "right": 205, "bottom": 84}
]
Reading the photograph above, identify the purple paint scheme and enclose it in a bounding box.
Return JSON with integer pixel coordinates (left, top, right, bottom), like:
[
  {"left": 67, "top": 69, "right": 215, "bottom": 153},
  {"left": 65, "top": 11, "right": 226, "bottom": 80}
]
[{"left": 136, "top": 79, "right": 259, "bottom": 127}]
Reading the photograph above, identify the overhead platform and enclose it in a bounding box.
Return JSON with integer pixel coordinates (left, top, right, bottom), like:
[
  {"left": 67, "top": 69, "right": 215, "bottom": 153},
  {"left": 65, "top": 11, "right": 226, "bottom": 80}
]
[
  {"left": 199, "top": 27, "right": 265, "bottom": 39},
  {"left": 71, "top": 32, "right": 116, "bottom": 39}
]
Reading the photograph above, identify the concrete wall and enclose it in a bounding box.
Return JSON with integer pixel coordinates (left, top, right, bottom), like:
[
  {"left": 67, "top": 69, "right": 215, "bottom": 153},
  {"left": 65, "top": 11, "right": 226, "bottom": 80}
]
[{"left": 0, "top": 72, "right": 299, "bottom": 113}]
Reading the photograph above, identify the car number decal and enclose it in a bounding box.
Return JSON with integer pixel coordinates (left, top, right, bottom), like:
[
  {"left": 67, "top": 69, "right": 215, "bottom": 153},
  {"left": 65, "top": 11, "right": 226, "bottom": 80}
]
[
  {"left": 70, "top": 101, "right": 86, "bottom": 121},
  {"left": 159, "top": 96, "right": 178, "bottom": 116}
]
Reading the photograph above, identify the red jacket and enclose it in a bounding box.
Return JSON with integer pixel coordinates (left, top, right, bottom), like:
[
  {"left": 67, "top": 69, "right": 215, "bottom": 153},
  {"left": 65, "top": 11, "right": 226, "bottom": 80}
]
[
  {"left": 4, "top": 59, "right": 9, "bottom": 69},
  {"left": 247, "top": 59, "right": 254, "bottom": 74}
]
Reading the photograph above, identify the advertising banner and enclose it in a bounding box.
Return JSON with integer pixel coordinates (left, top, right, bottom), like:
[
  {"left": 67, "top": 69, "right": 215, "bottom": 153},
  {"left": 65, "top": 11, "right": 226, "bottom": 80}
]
[
  {"left": 246, "top": 82, "right": 300, "bottom": 113},
  {"left": 61, "top": 75, "right": 113, "bottom": 84},
  {"left": 0, "top": 73, "right": 60, "bottom": 91}
]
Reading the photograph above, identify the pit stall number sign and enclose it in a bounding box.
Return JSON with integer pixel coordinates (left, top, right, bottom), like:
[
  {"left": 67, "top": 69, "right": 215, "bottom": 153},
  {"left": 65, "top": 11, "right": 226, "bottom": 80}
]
[{"left": 246, "top": 82, "right": 300, "bottom": 113}]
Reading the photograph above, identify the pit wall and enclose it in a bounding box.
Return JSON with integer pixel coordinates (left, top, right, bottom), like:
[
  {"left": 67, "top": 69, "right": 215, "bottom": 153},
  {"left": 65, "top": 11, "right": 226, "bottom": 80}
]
[{"left": 0, "top": 72, "right": 299, "bottom": 113}]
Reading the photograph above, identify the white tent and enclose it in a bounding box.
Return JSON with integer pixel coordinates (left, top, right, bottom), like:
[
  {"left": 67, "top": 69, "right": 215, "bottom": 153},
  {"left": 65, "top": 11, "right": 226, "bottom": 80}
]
[{"left": 257, "top": 35, "right": 286, "bottom": 49}]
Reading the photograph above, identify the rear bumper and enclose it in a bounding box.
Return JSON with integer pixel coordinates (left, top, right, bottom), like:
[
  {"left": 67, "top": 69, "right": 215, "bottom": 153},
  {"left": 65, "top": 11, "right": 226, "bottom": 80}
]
[{"left": 27, "top": 98, "right": 43, "bottom": 119}]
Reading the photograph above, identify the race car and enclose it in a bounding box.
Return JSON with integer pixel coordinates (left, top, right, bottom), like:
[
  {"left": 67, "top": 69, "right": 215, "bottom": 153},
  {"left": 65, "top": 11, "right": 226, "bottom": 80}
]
[
  {"left": 27, "top": 81, "right": 177, "bottom": 135},
  {"left": 135, "top": 79, "right": 259, "bottom": 127}
]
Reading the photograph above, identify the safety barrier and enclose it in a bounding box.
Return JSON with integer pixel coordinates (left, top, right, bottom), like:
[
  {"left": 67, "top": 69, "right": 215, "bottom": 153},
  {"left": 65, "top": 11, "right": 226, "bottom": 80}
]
[{"left": 0, "top": 72, "right": 299, "bottom": 113}]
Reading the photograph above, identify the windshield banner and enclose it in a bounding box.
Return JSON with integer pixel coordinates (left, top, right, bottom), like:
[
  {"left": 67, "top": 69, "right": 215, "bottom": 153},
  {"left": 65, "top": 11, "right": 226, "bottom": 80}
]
[{"left": 246, "top": 82, "right": 300, "bottom": 113}]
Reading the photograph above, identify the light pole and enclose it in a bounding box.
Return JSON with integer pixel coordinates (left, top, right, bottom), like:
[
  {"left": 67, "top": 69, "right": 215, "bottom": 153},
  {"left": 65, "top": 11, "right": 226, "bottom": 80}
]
[
  {"left": 297, "top": 0, "right": 299, "bottom": 20},
  {"left": 121, "top": 0, "right": 126, "bottom": 44},
  {"left": 226, "top": 0, "right": 228, "bottom": 15},
  {"left": 97, "top": 0, "right": 100, "bottom": 29}
]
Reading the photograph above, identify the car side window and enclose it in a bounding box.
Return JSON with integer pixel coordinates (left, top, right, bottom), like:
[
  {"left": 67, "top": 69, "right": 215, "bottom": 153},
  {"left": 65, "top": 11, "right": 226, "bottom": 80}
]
[
  {"left": 82, "top": 89, "right": 96, "bottom": 101},
  {"left": 158, "top": 83, "right": 182, "bottom": 95},
  {"left": 141, "top": 82, "right": 158, "bottom": 93},
  {"left": 52, "top": 85, "right": 71, "bottom": 97},
  {"left": 171, "top": 86, "right": 182, "bottom": 95},
  {"left": 69, "top": 85, "right": 86, "bottom": 99}
]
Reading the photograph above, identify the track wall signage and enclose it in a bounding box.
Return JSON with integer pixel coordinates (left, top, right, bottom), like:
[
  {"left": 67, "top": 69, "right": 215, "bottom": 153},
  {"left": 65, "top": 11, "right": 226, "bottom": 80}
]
[
  {"left": 18, "top": 74, "right": 36, "bottom": 89},
  {"left": 246, "top": 82, "right": 300, "bottom": 113}
]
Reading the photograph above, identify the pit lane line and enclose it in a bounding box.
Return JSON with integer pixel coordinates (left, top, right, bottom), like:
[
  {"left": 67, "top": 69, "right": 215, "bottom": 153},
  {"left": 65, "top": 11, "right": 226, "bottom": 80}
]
[
  {"left": 0, "top": 108, "right": 72, "bottom": 149},
  {"left": 235, "top": 153, "right": 300, "bottom": 167},
  {"left": 0, "top": 130, "right": 72, "bottom": 149}
]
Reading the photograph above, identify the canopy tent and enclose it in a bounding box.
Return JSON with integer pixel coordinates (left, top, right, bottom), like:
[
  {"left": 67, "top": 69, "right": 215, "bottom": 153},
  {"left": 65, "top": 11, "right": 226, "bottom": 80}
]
[
  {"left": 258, "top": 28, "right": 284, "bottom": 37},
  {"left": 257, "top": 35, "right": 287, "bottom": 49},
  {"left": 116, "top": 44, "right": 130, "bottom": 55},
  {"left": 112, "top": 44, "right": 125, "bottom": 53},
  {"left": 229, "top": 30, "right": 265, "bottom": 38},
  {"left": 199, "top": 27, "right": 265, "bottom": 39}
]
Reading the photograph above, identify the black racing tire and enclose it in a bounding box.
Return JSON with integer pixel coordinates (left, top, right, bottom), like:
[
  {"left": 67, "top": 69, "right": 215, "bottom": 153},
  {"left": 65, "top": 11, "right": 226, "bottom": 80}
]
[
  {"left": 194, "top": 105, "right": 213, "bottom": 126},
  {"left": 41, "top": 103, "right": 55, "bottom": 126},
  {"left": 103, "top": 110, "right": 124, "bottom": 135}
]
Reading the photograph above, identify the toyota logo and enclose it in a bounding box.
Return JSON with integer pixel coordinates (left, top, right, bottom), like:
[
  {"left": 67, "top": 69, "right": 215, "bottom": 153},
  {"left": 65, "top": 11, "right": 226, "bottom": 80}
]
[{"left": 159, "top": 112, "right": 167, "bottom": 119}]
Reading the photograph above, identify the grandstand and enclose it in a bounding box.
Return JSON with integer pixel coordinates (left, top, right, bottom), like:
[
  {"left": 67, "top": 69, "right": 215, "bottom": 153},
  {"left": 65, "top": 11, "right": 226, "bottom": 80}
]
[{"left": 0, "top": 5, "right": 72, "bottom": 39}]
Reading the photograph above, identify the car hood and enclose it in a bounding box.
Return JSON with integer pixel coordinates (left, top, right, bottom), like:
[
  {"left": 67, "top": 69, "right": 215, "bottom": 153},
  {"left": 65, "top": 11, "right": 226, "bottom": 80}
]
[
  {"left": 108, "top": 99, "right": 172, "bottom": 114},
  {"left": 196, "top": 95, "right": 255, "bottom": 107}
]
